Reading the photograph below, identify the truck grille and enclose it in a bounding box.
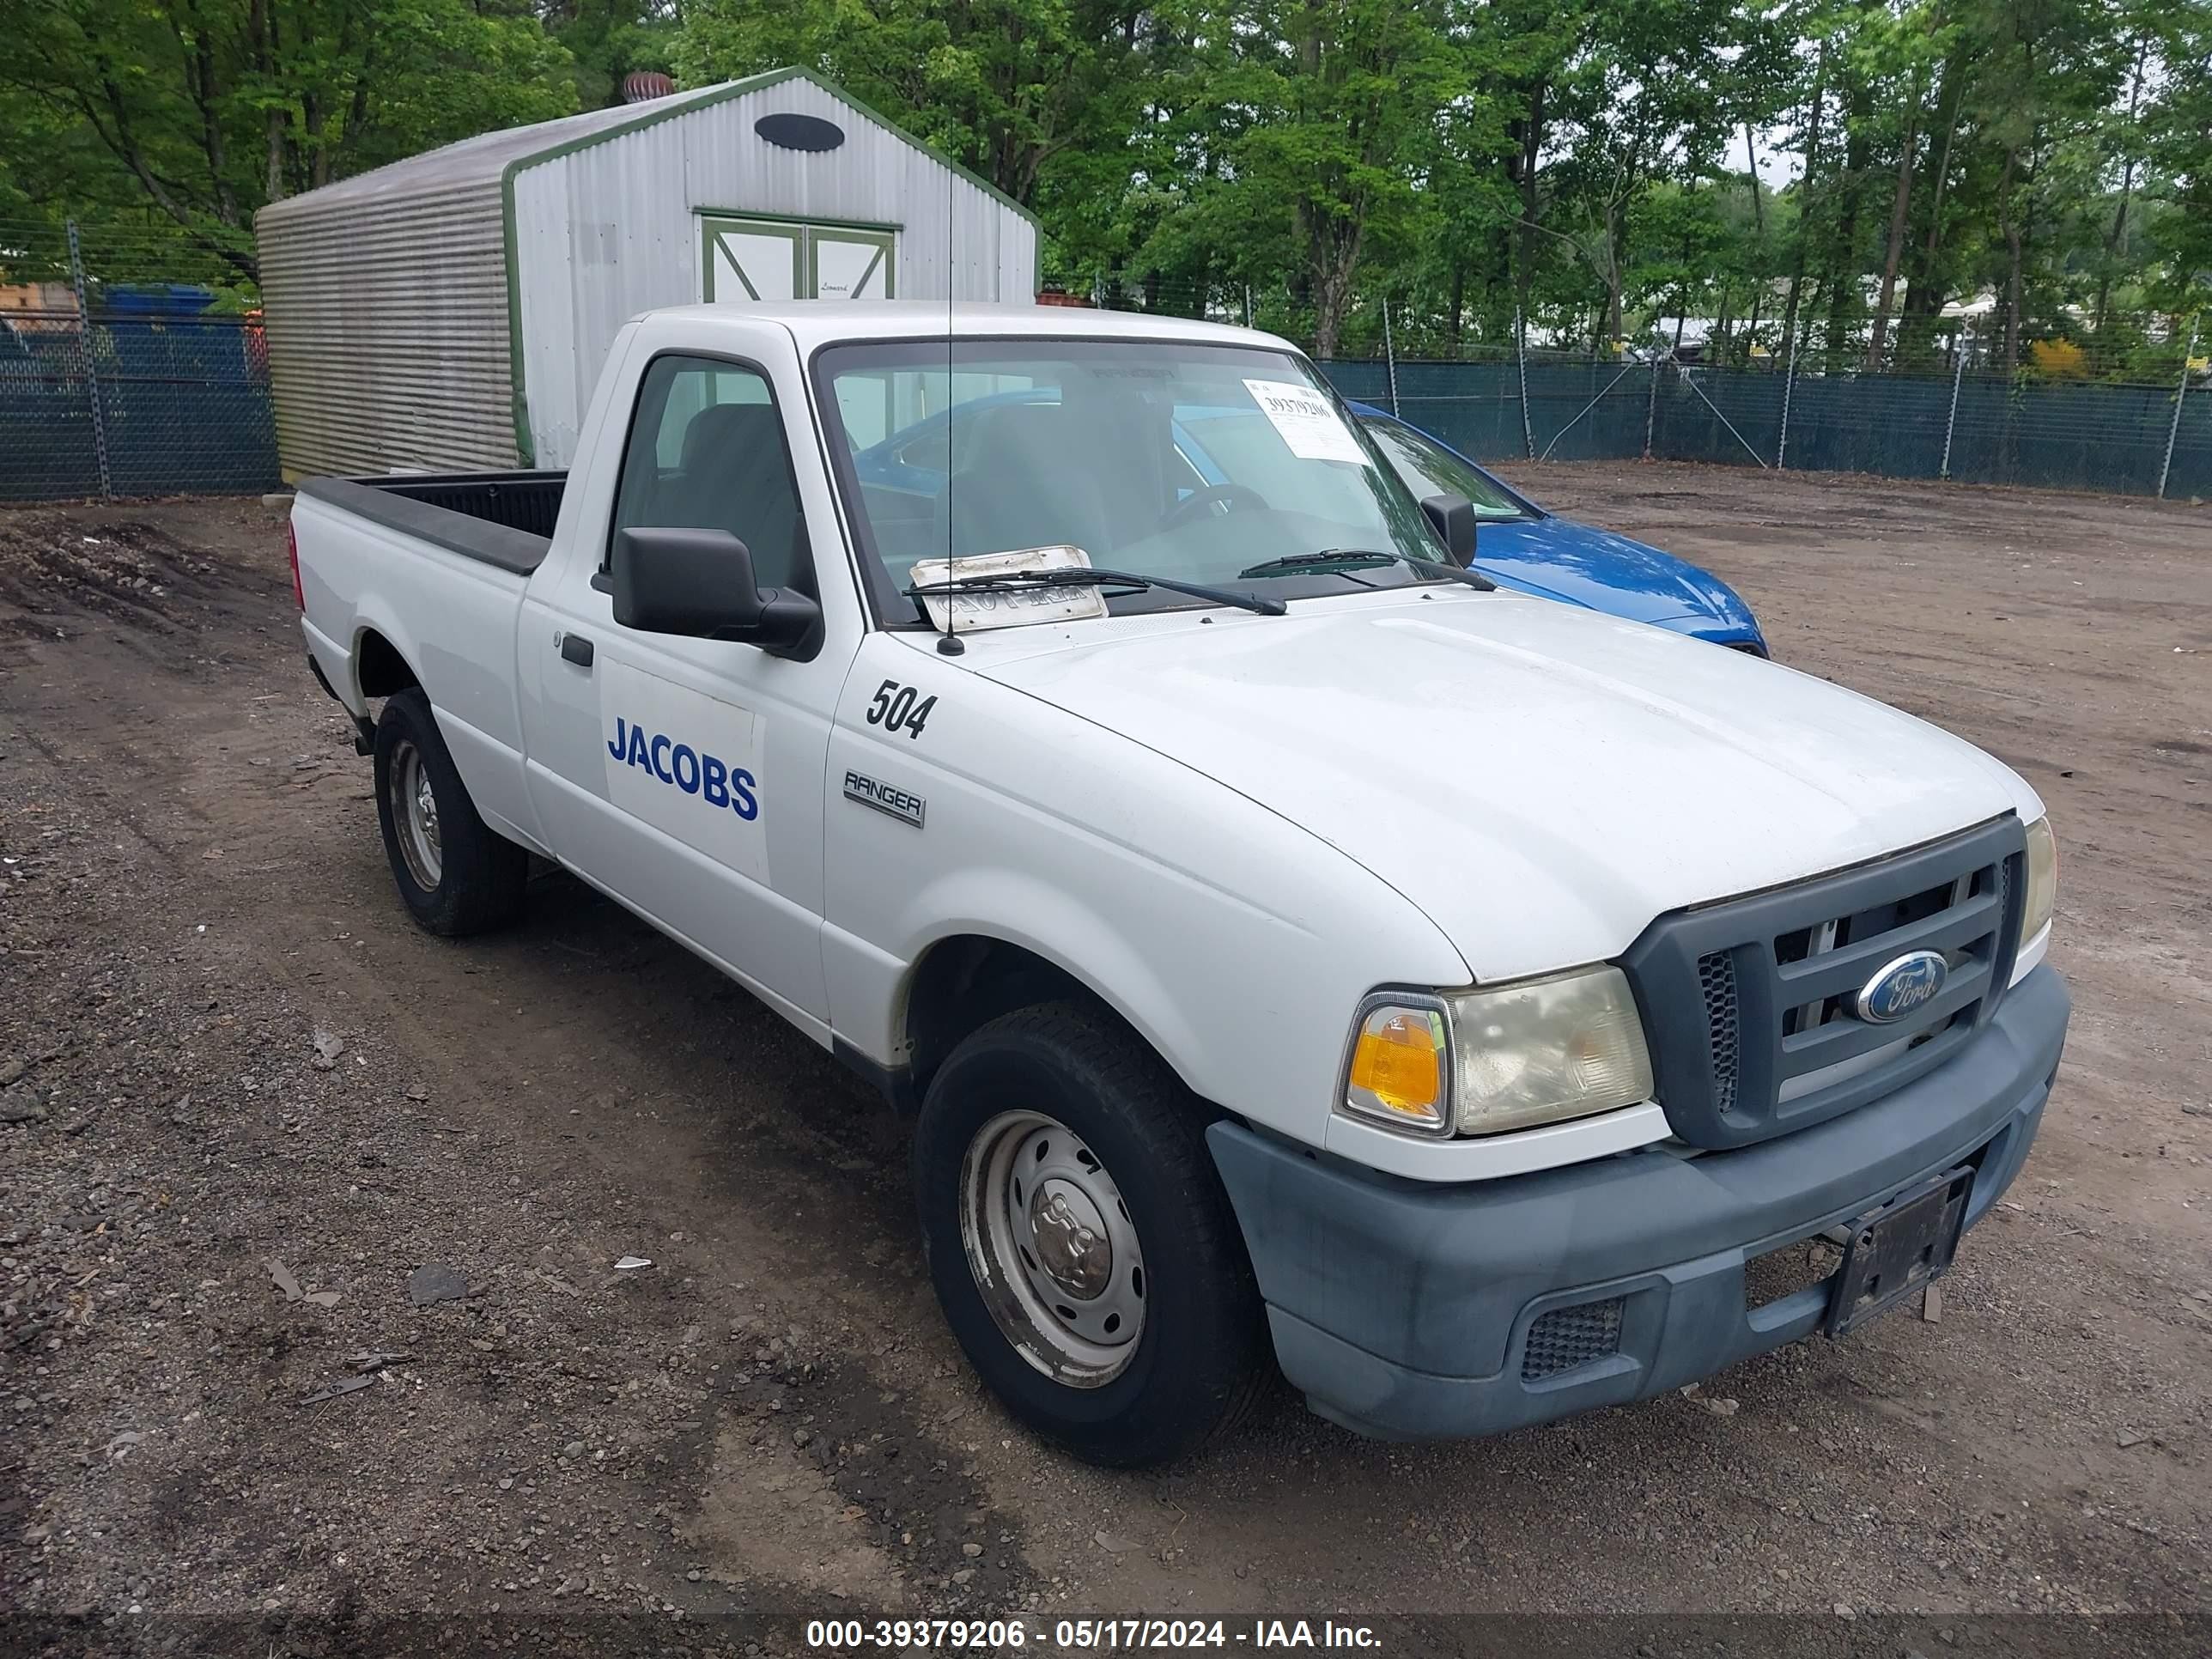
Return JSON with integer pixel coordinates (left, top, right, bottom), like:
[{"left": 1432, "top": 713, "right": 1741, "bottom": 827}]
[
  {"left": 1625, "top": 817, "right": 2027, "bottom": 1150},
  {"left": 1698, "top": 951, "right": 1741, "bottom": 1116}
]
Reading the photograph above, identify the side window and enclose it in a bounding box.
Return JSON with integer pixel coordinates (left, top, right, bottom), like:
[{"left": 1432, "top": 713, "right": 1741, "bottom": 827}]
[
  {"left": 1360, "top": 419, "right": 1527, "bottom": 520},
  {"left": 608, "top": 355, "right": 810, "bottom": 592}
]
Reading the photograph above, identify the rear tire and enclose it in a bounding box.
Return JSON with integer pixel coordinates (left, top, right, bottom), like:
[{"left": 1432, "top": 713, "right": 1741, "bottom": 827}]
[
  {"left": 372, "top": 687, "right": 527, "bottom": 937},
  {"left": 913, "top": 1000, "right": 1271, "bottom": 1467}
]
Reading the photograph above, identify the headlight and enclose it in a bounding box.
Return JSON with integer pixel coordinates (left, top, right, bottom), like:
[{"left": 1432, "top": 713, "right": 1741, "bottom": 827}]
[
  {"left": 1339, "top": 967, "right": 1656, "bottom": 1139},
  {"left": 1446, "top": 967, "right": 1655, "bottom": 1134},
  {"left": 2023, "top": 815, "right": 2057, "bottom": 941}
]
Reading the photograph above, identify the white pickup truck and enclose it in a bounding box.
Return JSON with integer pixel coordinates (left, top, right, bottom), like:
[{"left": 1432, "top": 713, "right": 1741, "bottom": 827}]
[{"left": 295, "top": 302, "right": 2068, "bottom": 1467}]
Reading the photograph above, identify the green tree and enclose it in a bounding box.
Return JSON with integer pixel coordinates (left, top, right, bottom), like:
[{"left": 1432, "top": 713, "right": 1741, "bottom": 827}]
[
  {"left": 544, "top": 0, "right": 681, "bottom": 112},
  {"left": 675, "top": 0, "right": 1152, "bottom": 210},
  {"left": 0, "top": 0, "right": 577, "bottom": 286},
  {"left": 2142, "top": 0, "right": 2212, "bottom": 310},
  {"left": 1528, "top": 0, "right": 1791, "bottom": 349},
  {"left": 1195, "top": 0, "right": 1480, "bottom": 356},
  {"left": 3, "top": 0, "right": 2198, "bottom": 343}
]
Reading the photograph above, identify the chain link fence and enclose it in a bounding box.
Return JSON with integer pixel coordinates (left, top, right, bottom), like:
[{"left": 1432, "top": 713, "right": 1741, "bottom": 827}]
[
  {"left": 1048, "top": 271, "right": 2209, "bottom": 501},
  {"left": 1, "top": 218, "right": 281, "bottom": 504},
  {"left": 1, "top": 307, "right": 282, "bottom": 503},
  {"left": 1322, "top": 333, "right": 2209, "bottom": 500}
]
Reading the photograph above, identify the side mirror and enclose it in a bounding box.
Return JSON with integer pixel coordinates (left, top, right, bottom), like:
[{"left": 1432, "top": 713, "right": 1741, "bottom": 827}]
[
  {"left": 611, "top": 526, "right": 822, "bottom": 659},
  {"left": 1419, "top": 493, "right": 1478, "bottom": 565}
]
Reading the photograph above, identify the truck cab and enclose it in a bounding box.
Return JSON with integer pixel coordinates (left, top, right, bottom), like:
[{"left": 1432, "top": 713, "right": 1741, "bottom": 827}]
[{"left": 294, "top": 303, "right": 2067, "bottom": 1466}]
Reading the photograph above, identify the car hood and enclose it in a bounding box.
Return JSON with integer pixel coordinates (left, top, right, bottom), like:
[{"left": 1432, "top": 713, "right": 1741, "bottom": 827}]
[
  {"left": 974, "top": 591, "right": 2036, "bottom": 981},
  {"left": 1474, "top": 517, "right": 1753, "bottom": 629}
]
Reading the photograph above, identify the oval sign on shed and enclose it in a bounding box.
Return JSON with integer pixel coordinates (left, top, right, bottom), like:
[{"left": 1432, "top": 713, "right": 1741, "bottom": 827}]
[{"left": 755, "top": 113, "right": 845, "bottom": 153}]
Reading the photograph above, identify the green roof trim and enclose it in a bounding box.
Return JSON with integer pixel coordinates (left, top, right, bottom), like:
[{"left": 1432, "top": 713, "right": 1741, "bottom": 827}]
[{"left": 497, "top": 67, "right": 1044, "bottom": 465}]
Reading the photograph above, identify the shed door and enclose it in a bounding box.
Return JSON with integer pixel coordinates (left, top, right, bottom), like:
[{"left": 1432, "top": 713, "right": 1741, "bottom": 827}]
[
  {"left": 811, "top": 229, "right": 895, "bottom": 300},
  {"left": 701, "top": 216, "right": 895, "bottom": 304},
  {"left": 704, "top": 222, "right": 801, "bottom": 302}
]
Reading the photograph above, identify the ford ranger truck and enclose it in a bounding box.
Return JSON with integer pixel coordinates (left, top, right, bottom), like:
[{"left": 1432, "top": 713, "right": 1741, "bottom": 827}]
[{"left": 293, "top": 303, "right": 2068, "bottom": 1468}]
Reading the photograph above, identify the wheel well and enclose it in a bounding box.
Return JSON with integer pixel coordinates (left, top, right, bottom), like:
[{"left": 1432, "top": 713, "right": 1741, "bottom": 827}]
[
  {"left": 356, "top": 629, "right": 420, "bottom": 700},
  {"left": 904, "top": 936, "right": 1092, "bottom": 1093}
]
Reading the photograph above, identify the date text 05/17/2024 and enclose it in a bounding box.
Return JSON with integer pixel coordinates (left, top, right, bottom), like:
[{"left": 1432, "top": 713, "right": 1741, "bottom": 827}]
[{"left": 804, "top": 1620, "right": 1382, "bottom": 1650}]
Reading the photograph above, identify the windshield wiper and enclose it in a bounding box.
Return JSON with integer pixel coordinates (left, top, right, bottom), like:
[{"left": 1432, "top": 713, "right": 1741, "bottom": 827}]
[
  {"left": 1399, "top": 551, "right": 1495, "bottom": 591},
  {"left": 1237, "top": 550, "right": 1393, "bottom": 579},
  {"left": 1239, "top": 549, "right": 1496, "bottom": 591},
  {"left": 906, "top": 565, "right": 1286, "bottom": 617}
]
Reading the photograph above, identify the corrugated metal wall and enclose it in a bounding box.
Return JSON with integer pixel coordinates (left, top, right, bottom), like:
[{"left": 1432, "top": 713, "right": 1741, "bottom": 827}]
[
  {"left": 512, "top": 78, "right": 1037, "bottom": 467},
  {"left": 258, "top": 178, "right": 520, "bottom": 477}
]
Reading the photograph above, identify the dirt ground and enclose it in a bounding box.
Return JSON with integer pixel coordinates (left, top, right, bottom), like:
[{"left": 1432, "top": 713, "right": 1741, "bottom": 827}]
[{"left": 2, "top": 464, "right": 2208, "bottom": 1648}]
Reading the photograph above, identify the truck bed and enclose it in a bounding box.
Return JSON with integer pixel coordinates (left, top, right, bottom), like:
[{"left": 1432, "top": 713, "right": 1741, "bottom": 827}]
[{"left": 295, "top": 470, "right": 567, "bottom": 574}]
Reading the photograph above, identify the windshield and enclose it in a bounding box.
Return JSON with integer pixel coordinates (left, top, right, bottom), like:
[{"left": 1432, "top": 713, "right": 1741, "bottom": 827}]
[
  {"left": 1359, "top": 418, "right": 1533, "bottom": 522},
  {"left": 817, "top": 337, "right": 1452, "bottom": 621}
]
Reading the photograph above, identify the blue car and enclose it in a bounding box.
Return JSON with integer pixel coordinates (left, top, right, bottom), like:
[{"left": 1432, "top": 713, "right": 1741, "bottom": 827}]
[
  {"left": 847, "top": 386, "right": 1768, "bottom": 656},
  {"left": 1346, "top": 402, "right": 1769, "bottom": 656}
]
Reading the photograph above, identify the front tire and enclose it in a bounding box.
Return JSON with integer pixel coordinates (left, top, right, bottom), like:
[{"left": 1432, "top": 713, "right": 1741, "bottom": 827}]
[
  {"left": 914, "top": 1001, "right": 1270, "bottom": 1467},
  {"left": 372, "top": 688, "right": 527, "bottom": 936}
]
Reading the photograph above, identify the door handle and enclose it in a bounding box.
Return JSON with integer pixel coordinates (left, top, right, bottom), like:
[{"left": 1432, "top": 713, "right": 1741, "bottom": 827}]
[{"left": 560, "top": 633, "right": 595, "bottom": 668}]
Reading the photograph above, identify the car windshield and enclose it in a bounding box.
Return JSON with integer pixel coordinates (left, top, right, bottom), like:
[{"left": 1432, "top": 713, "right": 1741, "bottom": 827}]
[
  {"left": 817, "top": 337, "right": 1453, "bottom": 621},
  {"left": 1358, "top": 417, "right": 1533, "bottom": 522}
]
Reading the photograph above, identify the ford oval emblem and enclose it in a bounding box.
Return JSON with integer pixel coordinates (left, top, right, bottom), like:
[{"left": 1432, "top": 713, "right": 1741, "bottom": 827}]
[{"left": 1856, "top": 950, "right": 1948, "bottom": 1024}]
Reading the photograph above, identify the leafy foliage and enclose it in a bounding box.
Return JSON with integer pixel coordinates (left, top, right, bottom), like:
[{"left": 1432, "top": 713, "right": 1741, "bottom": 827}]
[
  {"left": 0, "top": 0, "right": 580, "bottom": 290},
  {"left": 3, "top": 0, "right": 2203, "bottom": 367}
]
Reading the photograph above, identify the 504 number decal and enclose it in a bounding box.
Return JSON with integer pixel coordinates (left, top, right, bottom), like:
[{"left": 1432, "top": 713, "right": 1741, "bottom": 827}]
[{"left": 866, "top": 679, "right": 937, "bottom": 738}]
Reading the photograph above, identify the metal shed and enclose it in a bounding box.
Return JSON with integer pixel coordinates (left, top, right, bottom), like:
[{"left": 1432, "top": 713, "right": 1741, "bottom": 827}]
[{"left": 255, "top": 69, "right": 1041, "bottom": 477}]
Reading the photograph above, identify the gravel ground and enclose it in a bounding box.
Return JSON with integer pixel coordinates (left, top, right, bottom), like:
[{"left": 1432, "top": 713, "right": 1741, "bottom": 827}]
[{"left": 2, "top": 468, "right": 2208, "bottom": 1649}]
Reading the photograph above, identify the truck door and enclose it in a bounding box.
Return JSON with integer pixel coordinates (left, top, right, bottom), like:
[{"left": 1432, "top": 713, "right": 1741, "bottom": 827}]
[{"left": 518, "top": 349, "right": 852, "bottom": 1031}]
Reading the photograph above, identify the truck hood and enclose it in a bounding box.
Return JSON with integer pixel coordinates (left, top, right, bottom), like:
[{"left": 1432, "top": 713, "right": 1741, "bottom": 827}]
[{"left": 975, "top": 591, "right": 2035, "bottom": 981}]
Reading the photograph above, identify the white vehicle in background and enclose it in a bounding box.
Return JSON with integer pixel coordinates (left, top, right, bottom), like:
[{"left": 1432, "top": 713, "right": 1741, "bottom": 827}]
[{"left": 292, "top": 303, "right": 2069, "bottom": 1466}]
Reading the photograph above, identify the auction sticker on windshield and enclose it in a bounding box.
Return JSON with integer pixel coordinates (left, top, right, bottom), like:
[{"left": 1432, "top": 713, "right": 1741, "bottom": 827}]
[
  {"left": 908, "top": 545, "right": 1109, "bottom": 633},
  {"left": 1243, "top": 379, "right": 1366, "bottom": 465}
]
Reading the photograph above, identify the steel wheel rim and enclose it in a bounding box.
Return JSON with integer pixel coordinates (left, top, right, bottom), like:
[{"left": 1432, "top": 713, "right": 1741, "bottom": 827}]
[
  {"left": 391, "top": 739, "right": 442, "bottom": 890},
  {"left": 958, "top": 1109, "right": 1146, "bottom": 1388}
]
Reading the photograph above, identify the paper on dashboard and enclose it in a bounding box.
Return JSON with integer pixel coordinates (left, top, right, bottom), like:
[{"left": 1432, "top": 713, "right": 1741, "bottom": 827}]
[{"left": 908, "top": 544, "right": 1110, "bottom": 632}]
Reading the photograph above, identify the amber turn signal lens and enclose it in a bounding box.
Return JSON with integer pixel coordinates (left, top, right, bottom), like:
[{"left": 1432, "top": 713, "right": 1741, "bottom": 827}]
[{"left": 1344, "top": 1006, "right": 1448, "bottom": 1133}]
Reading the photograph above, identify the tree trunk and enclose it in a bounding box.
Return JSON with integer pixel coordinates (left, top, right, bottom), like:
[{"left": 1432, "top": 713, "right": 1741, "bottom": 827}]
[
  {"left": 1780, "top": 44, "right": 1829, "bottom": 364},
  {"left": 307, "top": 92, "right": 329, "bottom": 190},
  {"left": 1604, "top": 204, "right": 1625, "bottom": 352},
  {"left": 1996, "top": 146, "right": 2023, "bottom": 369},
  {"left": 1736, "top": 124, "right": 1761, "bottom": 365},
  {"left": 251, "top": 0, "right": 288, "bottom": 203},
  {"left": 1511, "top": 80, "right": 1547, "bottom": 324},
  {"left": 1901, "top": 52, "right": 1966, "bottom": 333},
  {"left": 1312, "top": 273, "right": 1346, "bottom": 361},
  {"left": 1866, "top": 68, "right": 1923, "bottom": 368},
  {"left": 1743, "top": 123, "right": 1765, "bottom": 238},
  {"left": 2094, "top": 36, "right": 2148, "bottom": 334},
  {"left": 187, "top": 28, "right": 237, "bottom": 223},
  {"left": 1309, "top": 210, "right": 1365, "bottom": 360},
  {"left": 1824, "top": 69, "right": 1872, "bottom": 364}
]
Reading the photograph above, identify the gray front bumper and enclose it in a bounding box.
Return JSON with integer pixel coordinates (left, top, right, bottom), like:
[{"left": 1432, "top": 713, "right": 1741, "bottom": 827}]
[{"left": 1207, "top": 964, "right": 2069, "bottom": 1441}]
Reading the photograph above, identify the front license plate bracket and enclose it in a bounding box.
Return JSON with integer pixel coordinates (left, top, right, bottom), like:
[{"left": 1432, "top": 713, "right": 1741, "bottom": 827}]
[{"left": 1823, "top": 1164, "right": 1973, "bottom": 1337}]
